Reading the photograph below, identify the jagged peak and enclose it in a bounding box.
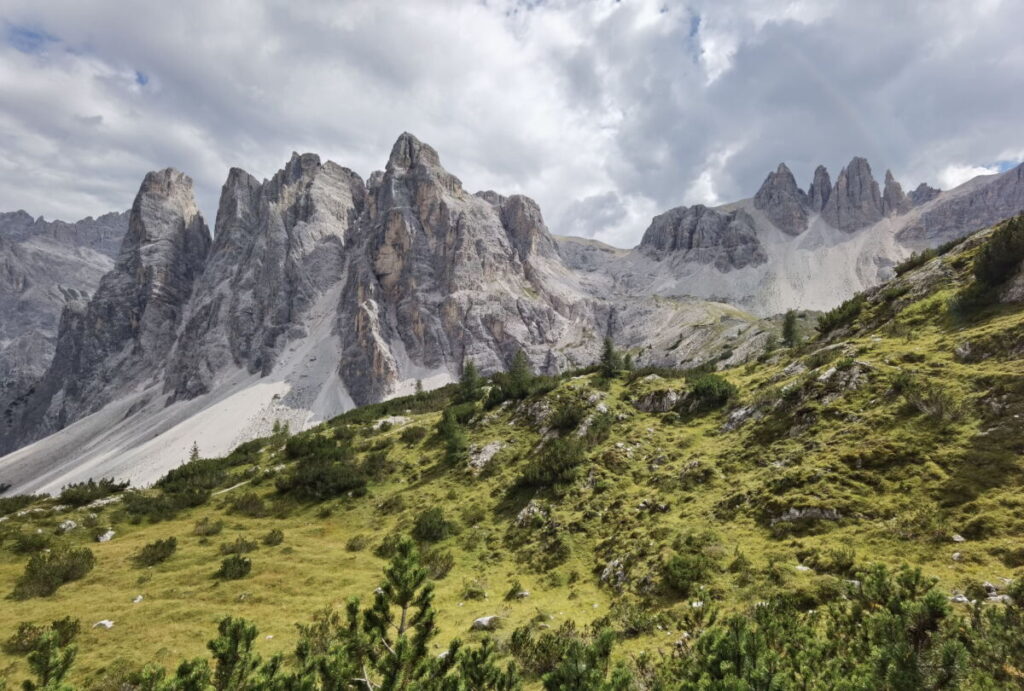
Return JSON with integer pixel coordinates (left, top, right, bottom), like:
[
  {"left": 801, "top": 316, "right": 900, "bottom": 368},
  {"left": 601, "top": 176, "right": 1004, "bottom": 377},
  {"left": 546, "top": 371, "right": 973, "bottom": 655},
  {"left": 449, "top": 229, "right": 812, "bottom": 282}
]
[
  {"left": 139, "top": 167, "right": 195, "bottom": 197},
  {"left": 387, "top": 132, "right": 442, "bottom": 171}
]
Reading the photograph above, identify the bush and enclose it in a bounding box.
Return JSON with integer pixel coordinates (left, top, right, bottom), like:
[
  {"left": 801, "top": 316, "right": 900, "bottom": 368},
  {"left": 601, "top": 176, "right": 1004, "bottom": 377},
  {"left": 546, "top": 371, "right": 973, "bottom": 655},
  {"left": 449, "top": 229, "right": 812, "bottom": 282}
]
[
  {"left": 220, "top": 537, "right": 259, "bottom": 555},
  {"left": 0, "top": 494, "right": 36, "bottom": 517},
  {"left": 686, "top": 373, "right": 737, "bottom": 413},
  {"left": 261, "top": 529, "right": 284, "bottom": 546},
  {"left": 346, "top": 534, "right": 369, "bottom": 552},
  {"left": 11, "top": 531, "right": 51, "bottom": 555},
  {"left": 549, "top": 398, "right": 587, "bottom": 433},
  {"left": 422, "top": 548, "right": 455, "bottom": 579},
  {"left": 817, "top": 294, "right": 866, "bottom": 336},
  {"left": 2, "top": 617, "right": 79, "bottom": 655},
  {"left": 517, "top": 437, "right": 587, "bottom": 488},
  {"left": 901, "top": 378, "right": 964, "bottom": 423},
  {"left": 663, "top": 552, "right": 710, "bottom": 597},
  {"left": 215, "top": 555, "right": 251, "bottom": 580},
  {"left": 193, "top": 518, "right": 224, "bottom": 536},
  {"left": 58, "top": 477, "right": 129, "bottom": 507},
  {"left": 412, "top": 507, "right": 453, "bottom": 542},
  {"left": 275, "top": 456, "right": 367, "bottom": 501},
  {"left": 228, "top": 492, "right": 268, "bottom": 518},
  {"left": 133, "top": 537, "right": 177, "bottom": 567},
  {"left": 974, "top": 215, "right": 1024, "bottom": 287},
  {"left": 399, "top": 426, "right": 428, "bottom": 446},
  {"left": 13, "top": 546, "right": 96, "bottom": 599}
]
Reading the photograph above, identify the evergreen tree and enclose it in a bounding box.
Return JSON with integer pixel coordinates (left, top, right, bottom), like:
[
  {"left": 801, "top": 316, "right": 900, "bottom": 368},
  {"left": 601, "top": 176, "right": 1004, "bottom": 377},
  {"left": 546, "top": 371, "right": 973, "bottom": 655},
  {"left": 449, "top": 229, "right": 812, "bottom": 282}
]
[
  {"left": 507, "top": 350, "right": 534, "bottom": 399},
  {"left": 457, "top": 359, "right": 483, "bottom": 403},
  {"left": 598, "top": 338, "right": 622, "bottom": 379},
  {"left": 782, "top": 310, "right": 799, "bottom": 348},
  {"left": 21, "top": 631, "right": 76, "bottom": 691},
  {"left": 414, "top": 379, "right": 424, "bottom": 400},
  {"left": 188, "top": 442, "right": 200, "bottom": 463}
]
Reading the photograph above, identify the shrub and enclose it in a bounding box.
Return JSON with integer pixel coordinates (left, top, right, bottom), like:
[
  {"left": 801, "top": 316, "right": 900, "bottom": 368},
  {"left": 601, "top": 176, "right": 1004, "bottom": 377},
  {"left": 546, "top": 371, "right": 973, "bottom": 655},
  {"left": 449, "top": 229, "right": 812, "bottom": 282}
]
[
  {"left": 373, "top": 533, "right": 404, "bottom": 559},
  {"left": 193, "top": 518, "right": 224, "bottom": 537},
  {"left": 422, "top": 548, "right": 455, "bottom": 579},
  {"left": 275, "top": 456, "right": 367, "bottom": 501},
  {"left": 461, "top": 578, "right": 487, "bottom": 600},
  {"left": 817, "top": 294, "right": 866, "bottom": 335},
  {"left": 2, "top": 617, "right": 79, "bottom": 655},
  {"left": 901, "top": 378, "right": 964, "bottom": 423},
  {"left": 663, "top": 552, "right": 710, "bottom": 597},
  {"left": 215, "top": 555, "right": 251, "bottom": 580},
  {"left": 686, "top": 373, "right": 737, "bottom": 412},
  {"left": 133, "top": 537, "right": 177, "bottom": 567},
  {"left": 399, "top": 426, "right": 428, "bottom": 446},
  {"left": 228, "top": 492, "right": 268, "bottom": 518},
  {"left": 11, "top": 531, "right": 51, "bottom": 555},
  {"left": 460, "top": 504, "right": 486, "bottom": 526},
  {"left": 220, "top": 537, "right": 259, "bottom": 556},
  {"left": 346, "top": 534, "right": 369, "bottom": 552},
  {"left": 377, "top": 494, "right": 406, "bottom": 515},
  {"left": 517, "top": 437, "right": 586, "bottom": 488},
  {"left": 412, "top": 507, "right": 452, "bottom": 542},
  {"left": 0, "top": 494, "right": 36, "bottom": 517},
  {"left": 58, "top": 477, "right": 130, "bottom": 507},
  {"left": 157, "top": 456, "right": 231, "bottom": 494},
  {"left": 549, "top": 398, "right": 587, "bottom": 433},
  {"left": 13, "top": 546, "right": 96, "bottom": 599},
  {"left": 261, "top": 529, "right": 284, "bottom": 546},
  {"left": 974, "top": 215, "right": 1024, "bottom": 287}
]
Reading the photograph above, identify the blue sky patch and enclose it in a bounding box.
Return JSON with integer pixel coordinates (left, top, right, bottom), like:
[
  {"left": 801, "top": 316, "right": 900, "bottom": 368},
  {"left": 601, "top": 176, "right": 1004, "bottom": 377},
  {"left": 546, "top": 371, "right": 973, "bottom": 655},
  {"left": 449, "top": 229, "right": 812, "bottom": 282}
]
[{"left": 6, "top": 24, "right": 59, "bottom": 54}]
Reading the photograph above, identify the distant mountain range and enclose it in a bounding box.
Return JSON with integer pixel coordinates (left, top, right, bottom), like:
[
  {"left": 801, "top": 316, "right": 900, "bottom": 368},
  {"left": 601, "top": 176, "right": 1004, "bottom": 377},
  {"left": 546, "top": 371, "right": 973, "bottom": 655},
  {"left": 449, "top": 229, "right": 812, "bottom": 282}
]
[{"left": 1, "top": 133, "right": 1022, "bottom": 493}]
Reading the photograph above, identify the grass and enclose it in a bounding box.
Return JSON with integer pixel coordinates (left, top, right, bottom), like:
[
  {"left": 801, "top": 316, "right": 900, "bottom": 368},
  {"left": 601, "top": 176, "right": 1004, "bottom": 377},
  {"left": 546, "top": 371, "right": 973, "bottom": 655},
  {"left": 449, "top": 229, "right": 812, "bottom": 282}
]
[{"left": 1, "top": 220, "right": 1023, "bottom": 686}]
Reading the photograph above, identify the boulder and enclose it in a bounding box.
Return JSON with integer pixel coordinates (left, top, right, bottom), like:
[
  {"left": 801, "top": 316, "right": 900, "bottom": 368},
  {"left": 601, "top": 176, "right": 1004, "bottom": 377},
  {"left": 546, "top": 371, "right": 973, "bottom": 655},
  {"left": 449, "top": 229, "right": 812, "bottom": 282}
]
[{"left": 471, "top": 615, "right": 500, "bottom": 631}]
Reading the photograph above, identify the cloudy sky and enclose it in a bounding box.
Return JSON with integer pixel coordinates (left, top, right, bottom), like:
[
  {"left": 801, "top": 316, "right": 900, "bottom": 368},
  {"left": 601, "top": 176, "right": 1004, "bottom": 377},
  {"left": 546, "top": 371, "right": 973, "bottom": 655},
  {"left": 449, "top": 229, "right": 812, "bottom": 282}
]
[{"left": 0, "top": 0, "right": 1021, "bottom": 247}]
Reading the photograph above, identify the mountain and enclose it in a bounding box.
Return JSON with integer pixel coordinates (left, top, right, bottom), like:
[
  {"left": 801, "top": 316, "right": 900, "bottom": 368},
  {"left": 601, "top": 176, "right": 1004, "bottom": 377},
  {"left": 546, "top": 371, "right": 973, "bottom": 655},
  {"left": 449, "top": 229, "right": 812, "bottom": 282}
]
[
  {"left": 0, "top": 217, "right": 1021, "bottom": 687},
  {"left": 0, "top": 210, "right": 127, "bottom": 448},
  {"left": 561, "top": 156, "right": 1024, "bottom": 315},
  {"left": 0, "top": 134, "right": 766, "bottom": 494},
  {"left": 2, "top": 136, "right": 1023, "bottom": 494}
]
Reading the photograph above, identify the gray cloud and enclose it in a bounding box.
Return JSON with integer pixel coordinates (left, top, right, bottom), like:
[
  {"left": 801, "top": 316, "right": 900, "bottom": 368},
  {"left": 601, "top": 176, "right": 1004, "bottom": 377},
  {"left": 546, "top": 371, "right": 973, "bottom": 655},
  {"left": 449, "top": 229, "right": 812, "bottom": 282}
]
[{"left": 0, "top": 0, "right": 1021, "bottom": 248}]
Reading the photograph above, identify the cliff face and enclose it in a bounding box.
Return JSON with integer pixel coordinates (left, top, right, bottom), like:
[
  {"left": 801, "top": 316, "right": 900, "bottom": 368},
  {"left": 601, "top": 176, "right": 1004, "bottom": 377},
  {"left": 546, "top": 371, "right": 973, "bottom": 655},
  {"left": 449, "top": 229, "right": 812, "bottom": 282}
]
[{"left": 3, "top": 137, "right": 1024, "bottom": 493}]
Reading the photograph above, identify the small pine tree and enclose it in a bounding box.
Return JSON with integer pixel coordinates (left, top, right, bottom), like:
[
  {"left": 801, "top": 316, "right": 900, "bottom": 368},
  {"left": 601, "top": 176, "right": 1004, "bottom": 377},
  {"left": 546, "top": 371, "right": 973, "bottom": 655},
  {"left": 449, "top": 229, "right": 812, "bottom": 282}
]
[
  {"left": 188, "top": 442, "right": 200, "bottom": 463},
  {"left": 458, "top": 359, "right": 483, "bottom": 402},
  {"left": 21, "top": 630, "right": 77, "bottom": 691},
  {"left": 599, "top": 338, "right": 623, "bottom": 378},
  {"left": 414, "top": 379, "right": 424, "bottom": 400},
  {"left": 507, "top": 350, "right": 534, "bottom": 399},
  {"left": 782, "top": 310, "right": 799, "bottom": 348}
]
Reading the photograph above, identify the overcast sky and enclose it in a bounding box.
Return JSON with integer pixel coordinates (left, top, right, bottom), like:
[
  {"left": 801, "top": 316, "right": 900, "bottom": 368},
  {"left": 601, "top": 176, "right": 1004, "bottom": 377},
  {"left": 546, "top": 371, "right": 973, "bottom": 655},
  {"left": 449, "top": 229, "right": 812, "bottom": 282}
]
[{"left": 1, "top": 0, "right": 1021, "bottom": 247}]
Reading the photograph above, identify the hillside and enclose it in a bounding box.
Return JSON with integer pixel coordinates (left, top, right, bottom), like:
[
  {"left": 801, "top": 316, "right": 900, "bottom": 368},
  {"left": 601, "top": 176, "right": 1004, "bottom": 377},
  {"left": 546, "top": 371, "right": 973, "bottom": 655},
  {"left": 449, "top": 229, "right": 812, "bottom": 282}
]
[{"left": 1, "top": 217, "right": 1023, "bottom": 688}]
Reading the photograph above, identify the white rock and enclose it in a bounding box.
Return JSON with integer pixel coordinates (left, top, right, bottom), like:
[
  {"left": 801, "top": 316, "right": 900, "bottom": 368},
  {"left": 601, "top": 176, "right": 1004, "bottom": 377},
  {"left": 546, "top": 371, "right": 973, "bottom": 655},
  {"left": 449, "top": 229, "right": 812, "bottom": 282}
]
[
  {"left": 133, "top": 595, "right": 144, "bottom": 604},
  {"left": 471, "top": 615, "right": 500, "bottom": 631},
  {"left": 92, "top": 620, "right": 115, "bottom": 629},
  {"left": 96, "top": 529, "right": 116, "bottom": 543}
]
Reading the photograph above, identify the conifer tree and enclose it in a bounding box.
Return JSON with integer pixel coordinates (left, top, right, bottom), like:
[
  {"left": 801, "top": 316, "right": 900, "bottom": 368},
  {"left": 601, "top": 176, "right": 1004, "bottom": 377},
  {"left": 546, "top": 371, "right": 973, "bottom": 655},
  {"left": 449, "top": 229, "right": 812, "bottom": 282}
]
[
  {"left": 457, "top": 359, "right": 482, "bottom": 403},
  {"left": 598, "top": 338, "right": 622, "bottom": 379},
  {"left": 782, "top": 310, "right": 799, "bottom": 348},
  {"left": 507, "top": 350, "right": 534, "bottom": 399}
]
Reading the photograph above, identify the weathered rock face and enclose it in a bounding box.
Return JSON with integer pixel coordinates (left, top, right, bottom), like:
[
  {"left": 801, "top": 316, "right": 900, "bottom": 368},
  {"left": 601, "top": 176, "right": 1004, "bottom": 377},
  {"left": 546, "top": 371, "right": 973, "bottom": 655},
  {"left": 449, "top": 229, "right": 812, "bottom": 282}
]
[
  {"left": 164, "top": 154, "right": 366, "bottom": 399},
  {"left": 807, "top": 165, "right": 832, "bottom": 212},
  {"left": 337, "top": 132, "right": 597, "bottom": 405},
  {"left": 881, "top": 170, "right": 911, "bottom": 216},
  {"left": 754, "top": 163, "right": 809, "bottom": 235},
  {"left": 909, "top": 182, "right": 941, "bottom": 206},
  {"left": 638, "top": 204, "right": 766, "bottom": 271},
  {"left": 7, "top": 170, "right": 209, "bottom": 449},
  {"left": 0, "top": 211, "right": 126, "bottom": 448},
  {"left": 899, "top": 163, "right": 1024, "bottom": 244},
  {"left": 822, "top": 157, "right": 883, "bottom": 232}
]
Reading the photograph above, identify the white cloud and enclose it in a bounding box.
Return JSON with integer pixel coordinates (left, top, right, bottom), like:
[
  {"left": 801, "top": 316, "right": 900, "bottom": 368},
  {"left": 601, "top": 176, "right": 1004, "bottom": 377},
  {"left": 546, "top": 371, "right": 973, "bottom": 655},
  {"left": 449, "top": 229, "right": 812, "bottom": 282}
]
[
  {"left": 937, "top": 163, "right": 1000, "bottom": 189},
  {"left": 0, "top": 0, "right": 1021, "bottom": 247}
]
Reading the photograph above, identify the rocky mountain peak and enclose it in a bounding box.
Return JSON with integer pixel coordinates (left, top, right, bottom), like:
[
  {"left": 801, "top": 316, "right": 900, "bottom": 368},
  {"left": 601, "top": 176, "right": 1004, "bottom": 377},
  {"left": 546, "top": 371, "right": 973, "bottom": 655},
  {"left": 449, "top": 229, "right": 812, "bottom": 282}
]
[
  {"left": 881, "top": 169, "right": 911, "bottom": 216},
  {"left": 753, "top": 162, "right": 808, "bottom": 235},
  {"left": 821, "top": 156, "right": 883, "bottom": 232},
  {"left": 387, "top": 132, "right": 442, "bottom": 171},
  {"left": 909, "top": 182, "right": 941, "bottom": 206},
  {"left": 808, "top": 165, "right": 832, "bottom": 212}
]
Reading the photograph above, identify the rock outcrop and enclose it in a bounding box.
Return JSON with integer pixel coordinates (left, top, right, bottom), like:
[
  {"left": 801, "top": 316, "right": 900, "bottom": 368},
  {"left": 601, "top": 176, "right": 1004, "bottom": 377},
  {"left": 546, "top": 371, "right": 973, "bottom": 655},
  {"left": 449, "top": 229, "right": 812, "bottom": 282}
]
[
  {"left": 909, "top": 183, "right": 941, "bottom": 206},
  {"left": 638, "top": 205, "right": 766, "bottom": 271},
  {"left": 807, "top": 165, "right": 832, "bottom": 212},
  {"left": 821, "top": 157, "right": 883, "bottom": 232},
  {"left": 8, "top": 170, "right": 209, "bottom": 448},
  {"left": 881, "top": 170, "right": 911, "bottom": 216},
  {"left": 753, "top": 163, "right": 808, "bottom": 235}
]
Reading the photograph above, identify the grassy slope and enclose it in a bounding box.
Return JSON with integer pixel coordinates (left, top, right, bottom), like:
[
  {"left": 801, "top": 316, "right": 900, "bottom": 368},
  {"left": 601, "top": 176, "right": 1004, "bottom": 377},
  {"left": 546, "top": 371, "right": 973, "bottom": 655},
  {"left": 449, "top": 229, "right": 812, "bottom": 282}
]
[{"left": 1, "top": 224, "right": 1023, "bottom": 685}]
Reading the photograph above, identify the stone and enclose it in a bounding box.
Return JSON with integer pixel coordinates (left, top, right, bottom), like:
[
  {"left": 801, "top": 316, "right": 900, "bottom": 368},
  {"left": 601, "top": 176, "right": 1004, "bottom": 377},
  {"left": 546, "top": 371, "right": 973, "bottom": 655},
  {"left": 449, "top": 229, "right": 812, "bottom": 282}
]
[
  {"left": 470, "top": 615, "right": 500, "bottom": 631},
  {"left": 753, "top": 163, "right": 809, "bottom": 235},
  {"left": 908, "top": 182, "right": 941, "bottom": 206},
  {"left": 96, "top": 530, "right": 116, "bottom": 543},
  {"left": 638, "top": 204, "right": 767, "bottom": 271},
  {"left": 822, "top": 157, "right": 883, "bottom": 232},
  {"left": 881, "top": 170, "right": 911, "bottom": 216},
  {"left": 58, "top": 520, "right": 77, "bottom": 533},
  {"left": 952, "top": 533, "right": 966, "bottom": 543},
  {"left": 807, "top": 165, "right": 832, "bottom": 211},
  {"left": 468, "top": 441, "right": 504, "bottom": 475},
  {"left": 92, "top": 620, "right": 115, "bottom": 629},
  {"left": 133, "top": 595, "right": 144, "bottom": 603},
  {"left": 633, "top": 389, "right": 682, "bottom": 413}
]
